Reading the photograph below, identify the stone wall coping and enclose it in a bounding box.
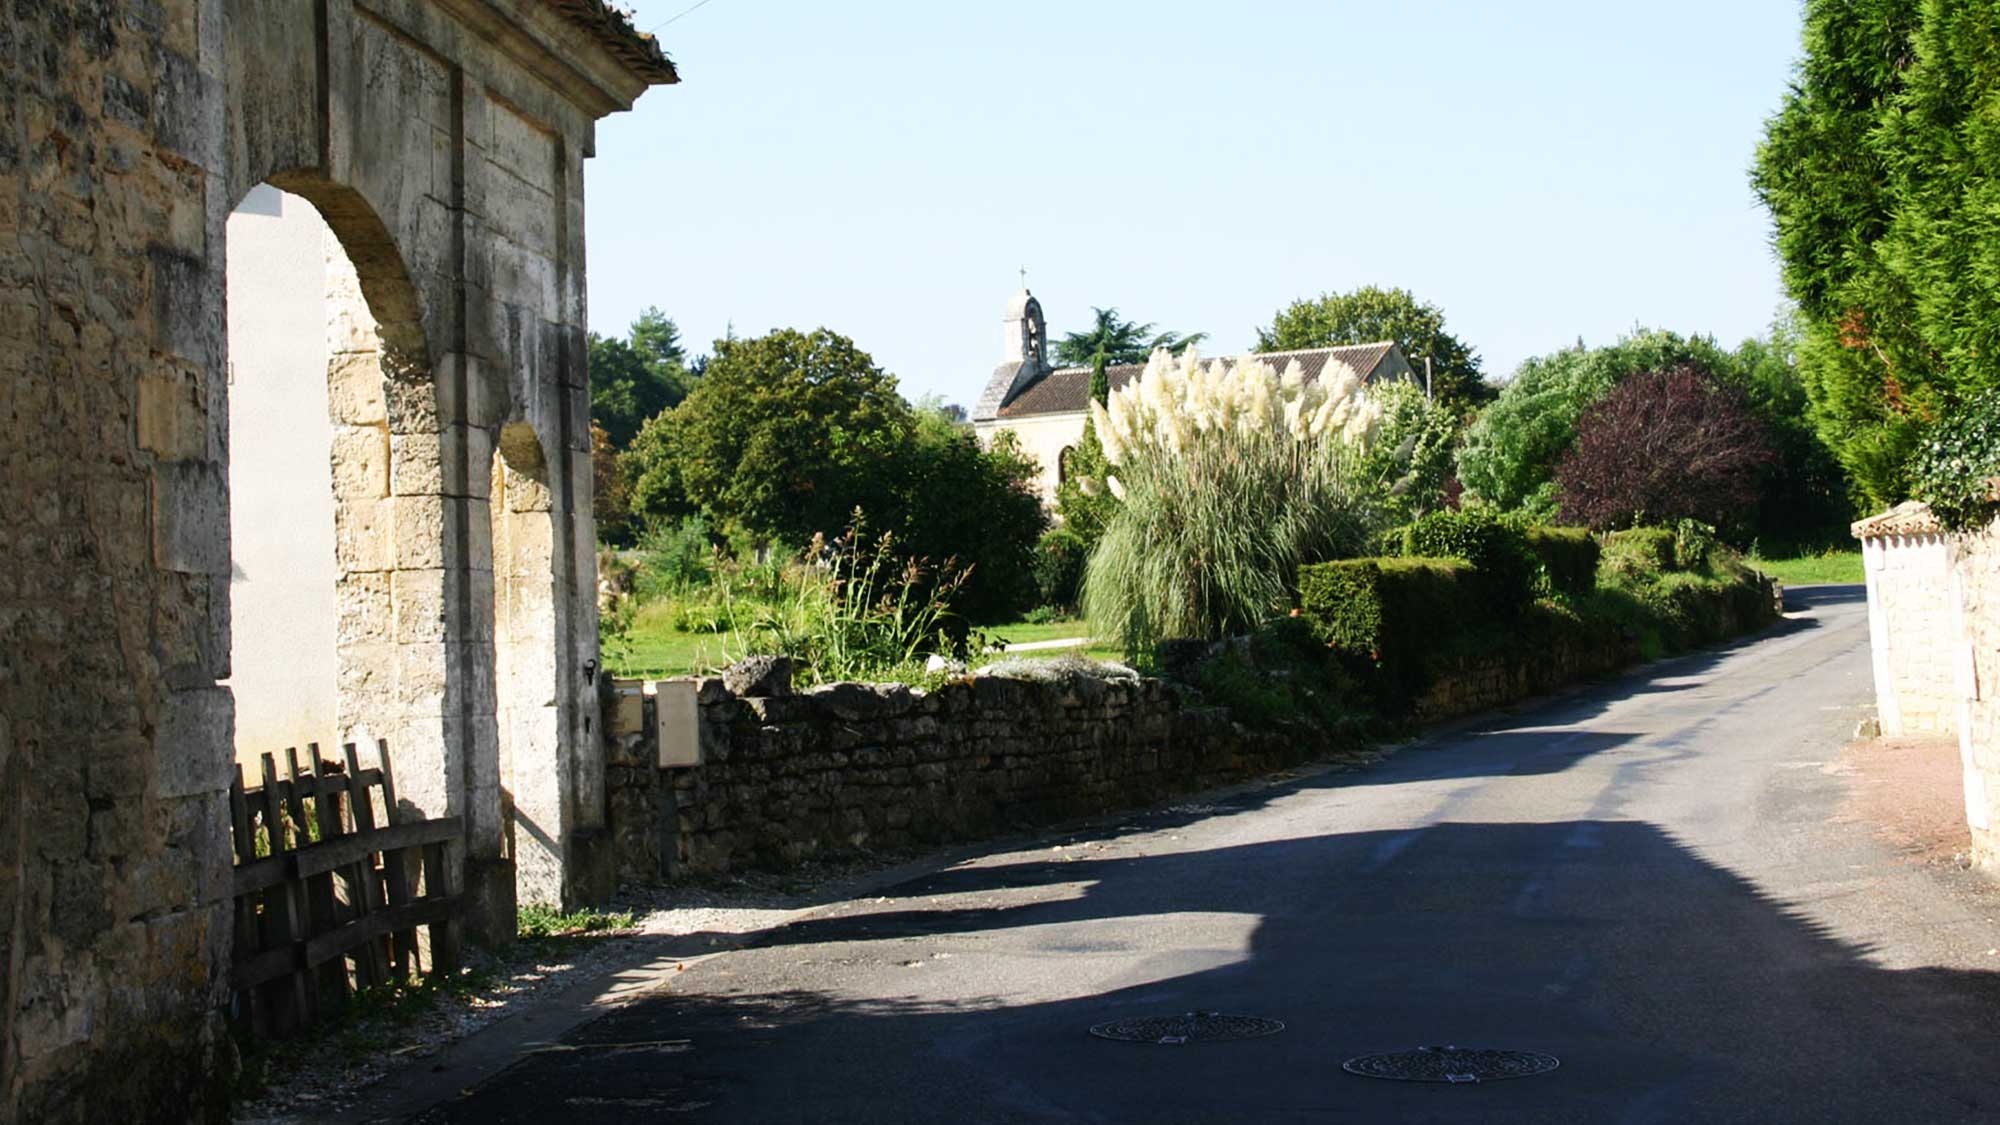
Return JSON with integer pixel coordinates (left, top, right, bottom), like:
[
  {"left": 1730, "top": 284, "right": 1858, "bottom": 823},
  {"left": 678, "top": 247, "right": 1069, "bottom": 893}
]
[{"left": 1854, "top": 500, "right": 1944, "bottom": 540}]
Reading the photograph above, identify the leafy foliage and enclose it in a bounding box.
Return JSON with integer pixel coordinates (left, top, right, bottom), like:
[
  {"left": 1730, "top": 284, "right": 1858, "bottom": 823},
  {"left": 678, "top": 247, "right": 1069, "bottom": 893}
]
[
  {"left": 1054, "top": 351, "right": 1119, "bottom": 548},
  {"left": 1359, "top": 381, "right": 1460, "bottom": 523},
  {"left": 1052, "top": 306, "right": 1207, "bottom": 366},
  {"left": 623, "top": 329, "right": 1044, "bottom": 623},
  {"left": 1910, "top": 388, "right": 2000, "bottom": 531},
  {"left": 1753, "top": 1, "right": 2000, "bottom": 509},
  {"left": 1400, "top": 508, "right": 1536, "bottom": 617},
  {"left": 590, "top": 422, "right": 636, "bottom": 547},
  {"left": 1457, "top": 329, "right": 1740, "bottom": 516},
  {"left": 733, "top": 521, "right": 975, "bottom": 686},
  {"left": 1522, "top": 526, "right": 1601, "bottom": 598},
  {"left": 1555, "top": 365, "right": 1774, "bottom": 533},
  {"left": 588, "top": 308, "right": 694, "bottom": 448},
  {"left": 634, "top": 328, "right": 911, "bottom": 545},
  {"left": 1032, "top": 526, "right": 1089, "bottom": 612},
  {"left": 1256, "top": 285, "right": 1492, "bottom": 408}
]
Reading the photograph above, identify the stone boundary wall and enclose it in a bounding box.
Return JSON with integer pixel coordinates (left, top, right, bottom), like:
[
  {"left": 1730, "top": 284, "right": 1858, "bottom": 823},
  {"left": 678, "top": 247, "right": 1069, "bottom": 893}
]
[
  {"left": 1854, "top": 501, "right": 2000, "bottom": 870},
  {"left": 606, "top": 673, "right": 1364, "bottom": 882},
  {"left": 606, "top": 615, "right": 1680, "bottom": 882},
  {"left": 1855, "top": 510, "right": 1960, "bottom": 736}
]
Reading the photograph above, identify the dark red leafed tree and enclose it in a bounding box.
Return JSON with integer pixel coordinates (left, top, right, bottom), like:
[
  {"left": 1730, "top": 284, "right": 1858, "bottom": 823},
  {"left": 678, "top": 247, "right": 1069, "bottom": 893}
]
[{"left": 1556, "top": 364, "right": 1775, "bottom": 531}]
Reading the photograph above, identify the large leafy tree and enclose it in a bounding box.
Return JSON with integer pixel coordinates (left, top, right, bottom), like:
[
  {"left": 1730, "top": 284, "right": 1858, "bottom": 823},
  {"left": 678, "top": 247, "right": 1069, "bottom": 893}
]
[
  {"left": 1052, "top": 307, "right": 1206, "bottom": 367},
  {"left": 625, "top": 328, "right": 1045, "bottom": 621},
  {"left": 1753, "top": 0, "right": 2000, "bottom": 510},
  {"left": 1459, "top": 329, "right": 1737, "bottom": 515},
  {"left": 1556, "top": 365, "right": 1774, "bottom": 533},
  {"left": 631, "top": 328, "right": 910, "bottom": 545},
  {"left": 589, "top": 307, "right": 695, "bottom": 448},
  {"left": 1256, "top": 285, "right": 1493, "bottom": 408}
]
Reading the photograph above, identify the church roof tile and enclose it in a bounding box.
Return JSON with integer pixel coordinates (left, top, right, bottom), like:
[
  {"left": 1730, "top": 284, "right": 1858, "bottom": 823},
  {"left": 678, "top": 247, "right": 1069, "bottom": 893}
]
[{"left": 996, "top": 341, "right": 1401, "bottom": 419}]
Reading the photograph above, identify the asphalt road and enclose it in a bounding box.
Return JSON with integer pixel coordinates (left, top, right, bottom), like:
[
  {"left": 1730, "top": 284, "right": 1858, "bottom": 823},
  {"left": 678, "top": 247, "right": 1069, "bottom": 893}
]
[{"left": 425, "top": 586, "right": 2000, "bottom": 1123}]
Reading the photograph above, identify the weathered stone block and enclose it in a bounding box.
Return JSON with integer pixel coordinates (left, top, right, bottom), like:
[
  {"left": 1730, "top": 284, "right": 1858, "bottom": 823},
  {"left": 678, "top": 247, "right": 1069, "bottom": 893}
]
[{"left": 725, "top": 655, "right": 793, "bottom": 699}]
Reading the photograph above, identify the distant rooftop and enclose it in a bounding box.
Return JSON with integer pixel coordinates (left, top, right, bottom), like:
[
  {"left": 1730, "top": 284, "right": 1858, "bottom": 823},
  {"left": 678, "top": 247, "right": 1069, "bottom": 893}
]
[{"left": 996, "top": 341, "right": 1401, "bottom": 419}]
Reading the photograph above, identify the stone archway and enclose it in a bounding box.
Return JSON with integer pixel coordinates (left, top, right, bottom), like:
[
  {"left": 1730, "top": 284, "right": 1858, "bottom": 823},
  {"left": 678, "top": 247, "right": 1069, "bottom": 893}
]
[{"left": 0, "top": 2, "right": 671, "bottom": 1115}]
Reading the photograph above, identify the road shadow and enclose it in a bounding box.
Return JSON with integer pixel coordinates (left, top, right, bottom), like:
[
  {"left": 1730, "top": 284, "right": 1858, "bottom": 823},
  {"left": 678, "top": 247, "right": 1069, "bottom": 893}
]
[
  {"left": 422, "top": 818, "right": 2000, "bottom": 1124},
  {"left": 1783, "top": 583, "right": 1866, "bottom": 611}
]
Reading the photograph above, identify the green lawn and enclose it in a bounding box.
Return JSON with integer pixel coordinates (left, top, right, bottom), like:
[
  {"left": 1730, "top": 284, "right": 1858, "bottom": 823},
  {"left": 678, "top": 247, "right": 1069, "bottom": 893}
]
[
  {"left": 1747, "top": 549, "right": 1864, "bottom": 587},
  {"left": 604, "top": 610, "right": 1114, "bottom": 681},
  {"left": 982, "top": 618, "right": 1094, "bottom": 647}
]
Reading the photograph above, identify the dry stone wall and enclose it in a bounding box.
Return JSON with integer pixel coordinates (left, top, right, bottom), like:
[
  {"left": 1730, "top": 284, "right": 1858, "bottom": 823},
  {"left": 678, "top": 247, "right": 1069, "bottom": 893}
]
[{"left": 607, "top": 671, "right": 1367, "bottom": 882}]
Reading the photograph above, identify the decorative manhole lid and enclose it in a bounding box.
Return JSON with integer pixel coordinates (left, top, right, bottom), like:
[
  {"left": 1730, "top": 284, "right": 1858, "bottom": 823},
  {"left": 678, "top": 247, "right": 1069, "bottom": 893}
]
[
  {"left": 1088, "top": 1012, "right": 1285, "bottom": 1044},
  {"left": 1342, "top": 1045, "right": 1560, "bottom": 1083}
]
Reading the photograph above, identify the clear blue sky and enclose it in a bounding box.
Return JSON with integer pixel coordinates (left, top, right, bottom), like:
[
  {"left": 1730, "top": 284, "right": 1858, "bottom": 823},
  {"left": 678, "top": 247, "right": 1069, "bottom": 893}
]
[{"left": 588, "top": 1, "right": 1804, "bottom": 406}]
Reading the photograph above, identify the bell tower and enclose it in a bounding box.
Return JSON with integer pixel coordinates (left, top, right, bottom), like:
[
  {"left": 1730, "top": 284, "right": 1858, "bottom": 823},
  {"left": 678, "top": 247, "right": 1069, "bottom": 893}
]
[
  {"left": 974, "top": 288, "right": 1052, "bottom": 421},
  {"left": 1003, "top": 288, "right": 1047, "bottom": 368}
]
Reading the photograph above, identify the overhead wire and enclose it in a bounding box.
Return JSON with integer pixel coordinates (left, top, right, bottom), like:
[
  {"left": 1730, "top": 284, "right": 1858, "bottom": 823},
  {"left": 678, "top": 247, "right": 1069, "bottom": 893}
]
[{"left": 647, "top": 0, "right": 719, "bottom": 33}]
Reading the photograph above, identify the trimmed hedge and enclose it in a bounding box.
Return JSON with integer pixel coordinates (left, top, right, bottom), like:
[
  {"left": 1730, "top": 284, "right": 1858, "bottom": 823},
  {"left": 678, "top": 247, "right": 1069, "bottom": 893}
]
[
  {"left": 1524, "top": 526, "right": 1600, "bottom": 597},
  {"left": 1300, "top": 557, "right": 1487, "bottom": 709},
  {"left": 1301, "top": 545, "right": 1779, "bottom": 718},
  {"left": 1401, "top": 509, "right": 1536, "bottom": 616},
  {"left": 1602, "top": 527, "right": 1677, "bottom": 574}
]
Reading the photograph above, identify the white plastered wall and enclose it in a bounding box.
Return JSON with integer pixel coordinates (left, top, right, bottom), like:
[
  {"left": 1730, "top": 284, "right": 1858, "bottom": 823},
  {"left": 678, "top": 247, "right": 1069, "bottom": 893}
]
[{"left": 222, "top": 185, "right": 340, "bottom": 770}]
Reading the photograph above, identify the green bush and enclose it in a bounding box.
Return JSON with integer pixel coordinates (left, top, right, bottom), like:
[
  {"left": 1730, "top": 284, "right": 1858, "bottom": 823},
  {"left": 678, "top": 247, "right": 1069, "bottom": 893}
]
[
  {"left": 1401, "top": 509, "right": 1536, "bottom": 616},
  {"left": 1032, "top": 527, "right": 1090, "bottom": 611},
  {"left": 633, "top": 516, "right": 717, "bottom": 600},
  {"left": 1299, "top": 557, "right": 1484, "bottom": 709},
  {"left": 1523, "top": 526, "right": 1600, "bottom": 597},
  {"left": 1911, "top": 388, "right": 2000, "bottom": 532},
  {"left": 1601, "top": 527, "right": 1678, "bottom": 578}
]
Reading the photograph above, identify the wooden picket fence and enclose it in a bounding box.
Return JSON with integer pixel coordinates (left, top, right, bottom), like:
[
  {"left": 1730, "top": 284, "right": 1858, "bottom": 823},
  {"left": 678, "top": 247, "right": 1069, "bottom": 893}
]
[{"left": 227, "top": 739, "right": 464, "bottom": 1038}]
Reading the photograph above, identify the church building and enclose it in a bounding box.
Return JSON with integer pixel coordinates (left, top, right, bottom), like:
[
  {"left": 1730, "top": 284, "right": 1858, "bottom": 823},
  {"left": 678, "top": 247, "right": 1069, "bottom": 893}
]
[{"left": 972, "top": 290, "right": 1420, "bottom": 502}]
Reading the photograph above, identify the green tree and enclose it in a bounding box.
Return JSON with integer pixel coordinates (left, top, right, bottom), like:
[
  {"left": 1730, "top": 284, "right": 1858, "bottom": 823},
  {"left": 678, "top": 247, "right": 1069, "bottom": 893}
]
[
  {"left": 623, "top": 330, "right": 1048, "bottom": 621},
  {"left": 894, "top": 411, "right": 1048, "bottom": 622},
  {"left": 1052, "top": 307, "right": 1207, "bottom": 367},
  {"left": 589, "top": 307, "right": 695, "bottom": 448},
  {"left": 1361, "top": 381, "right": 1460, "bottom": 525},
  {"left": 1256, "top": 285, "right": 1493, "bottom": 409},
  {"left": 1054, "top": 350, "right": 1119, "bottom": 547},
  {"left": 1458, "top": 329, "right": 1739, "bottom": 516},
  {"left": 1752, "top": 0, "right": 2000, "bottom": 510},
  {"left": 630, "top": 328, "right": 912, "bottom": 545}
]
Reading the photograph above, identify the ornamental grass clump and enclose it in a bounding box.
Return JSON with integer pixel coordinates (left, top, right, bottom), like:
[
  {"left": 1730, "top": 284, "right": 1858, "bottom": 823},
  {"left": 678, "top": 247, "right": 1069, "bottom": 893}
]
[{"left": 1082, "top": 348, "right": 1385, "bottom": 657}]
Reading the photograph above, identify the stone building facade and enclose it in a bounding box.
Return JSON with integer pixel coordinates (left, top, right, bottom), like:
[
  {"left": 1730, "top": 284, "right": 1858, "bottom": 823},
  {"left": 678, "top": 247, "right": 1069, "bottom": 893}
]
[
  {"left": 0, "top": 2, "right": 672, "bottom": 1120},
  {"left": 970, "top": 290, "right": 1418, "bottom": 502}
]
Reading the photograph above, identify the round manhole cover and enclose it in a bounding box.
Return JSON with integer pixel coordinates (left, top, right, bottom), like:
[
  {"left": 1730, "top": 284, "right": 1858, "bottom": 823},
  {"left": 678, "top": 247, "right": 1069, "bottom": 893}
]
[
  {"left": 1089, "top": 1012, "right": 1285, "bottom": 1044},
  {"left": 1342, "top": 1045, "right": 1559, "bottom": 1084}
]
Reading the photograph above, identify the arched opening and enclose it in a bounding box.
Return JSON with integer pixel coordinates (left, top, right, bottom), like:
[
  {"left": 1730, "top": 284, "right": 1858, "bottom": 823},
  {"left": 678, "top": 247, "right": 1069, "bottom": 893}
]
[
  {"left": 490, "top": 424, "right": 565, "bottom": 906},
  {"left": 221, "top": 179, "right": 466, "bottom": 844}
]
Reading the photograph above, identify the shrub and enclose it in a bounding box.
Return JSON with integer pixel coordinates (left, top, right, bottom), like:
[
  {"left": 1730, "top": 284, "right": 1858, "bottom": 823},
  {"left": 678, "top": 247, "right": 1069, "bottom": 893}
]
[
  {"left": 1401, "top": 509, "right": 1536, "bottom": 616},
  {"left": 1910, "top": 388, "right": 2000, "bottom": 532},
  {"left": 1299, "top": 557, "right": 1484, "bottom": 709},
  {"left": 1031, "top": 527, "right": 1089, "bottom": 612},
  {"left": 1599, "top": 527, "right": 1679, "bottom": 585},
  {"left": 1523, "top": 526, "right": 1600, "bottom": 597},
  {"left": 733, "top": 519, "right": 972, "bottom": 686},
  {"left": 1458, "top": 329, "right": 1742, "bottom": 512},
  {"left": 1556, "top": 364, "right": 1775, "bottom": 533},
  {"left": 1083, "top": 349, "right": 1383, "bottom": 655},
  {"left": 632, "top": 515, "right": 717, "bottom": 600}
]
